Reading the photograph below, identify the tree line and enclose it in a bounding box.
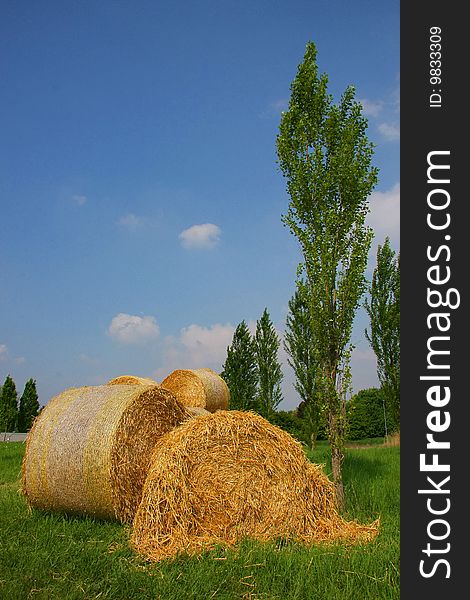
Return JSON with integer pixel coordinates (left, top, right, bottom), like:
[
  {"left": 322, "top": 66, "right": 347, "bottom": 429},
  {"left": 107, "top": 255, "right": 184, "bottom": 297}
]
[
  {"left": 0, "top": 375, "right": 40, "bottom": 433},
  {"left": 221, "top": 308, "right": 283, "bottom": 419}
]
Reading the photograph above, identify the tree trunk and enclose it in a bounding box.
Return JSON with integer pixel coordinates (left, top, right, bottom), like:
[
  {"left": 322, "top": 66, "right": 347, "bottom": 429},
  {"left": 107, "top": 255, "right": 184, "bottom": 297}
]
[
  {"left": 331, "top": 444, "right": 345, "bottom": 511},
  {"left": 310, "top": 431, "right": 317, "bottom": 450},
  {"left": 328, "top": 383, "right": 346, "bottom": 512}
]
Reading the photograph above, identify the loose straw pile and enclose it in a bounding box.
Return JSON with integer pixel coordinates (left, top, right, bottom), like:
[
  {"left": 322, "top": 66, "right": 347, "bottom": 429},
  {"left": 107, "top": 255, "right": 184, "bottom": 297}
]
[
  {"left": 107, "top": 375, "right": 159, "bottom": 386},
  {"left": 131, "top": 410, "right": 378, "bottom": 561}
]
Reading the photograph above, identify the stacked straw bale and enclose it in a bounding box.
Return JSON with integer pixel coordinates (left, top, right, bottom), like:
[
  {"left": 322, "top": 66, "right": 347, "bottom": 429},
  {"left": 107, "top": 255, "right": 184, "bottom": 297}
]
[
  {"left": 186, "top": 406, "right": 211, "bottom": 418},
  {"left": 131, "top": 410, "right": 378, "bottom": 562},
  {"left": 22, "top": 384, "right": 189, "bottom": 523},
  {"left": 107, "top": 375, "right": 158, "bottom": 386},
  {"left": 160, "top": 368, "right": 230, "bottom": 412}
]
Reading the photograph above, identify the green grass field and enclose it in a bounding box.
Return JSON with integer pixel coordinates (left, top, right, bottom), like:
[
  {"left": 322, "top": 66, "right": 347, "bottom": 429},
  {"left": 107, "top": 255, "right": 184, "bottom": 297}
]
[{"left": 0, "top": 441, "right": 399, "bottom": 599}]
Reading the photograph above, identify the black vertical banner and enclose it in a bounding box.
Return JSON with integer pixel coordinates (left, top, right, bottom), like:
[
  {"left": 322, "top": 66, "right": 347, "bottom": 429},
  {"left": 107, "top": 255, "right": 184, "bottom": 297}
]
[{"left": 401, "top": 3, "right": 466, "bottom": 598}]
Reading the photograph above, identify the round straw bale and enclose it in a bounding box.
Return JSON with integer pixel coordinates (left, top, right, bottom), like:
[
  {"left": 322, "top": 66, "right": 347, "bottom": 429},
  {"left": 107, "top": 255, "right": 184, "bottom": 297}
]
[
  {"left": 21, "top": 384, "right": 189, "bottom": 523},
  {"left": 160, "top": 368, "right": 230, "bottom": 412},
  {"left": 107, "top": 375, "right": 158, "bottom": 386},
  {"left": 186, "top": 406, "right": 211, "bottom": 418},
  {"left": 131, "top": 410, "right": 378, "bottom": 561}
]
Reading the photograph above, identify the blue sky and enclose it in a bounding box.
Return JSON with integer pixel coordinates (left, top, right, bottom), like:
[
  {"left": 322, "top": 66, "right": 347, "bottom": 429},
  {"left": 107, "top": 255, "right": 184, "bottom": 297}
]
[{"left": 0, "top": 0, "right": 399, "bottom": 409}]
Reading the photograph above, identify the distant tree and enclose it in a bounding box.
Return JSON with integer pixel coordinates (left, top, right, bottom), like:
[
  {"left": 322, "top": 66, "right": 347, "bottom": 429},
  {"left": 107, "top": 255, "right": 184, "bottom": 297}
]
[
  {"left": 365, "top": 238, "right": 400, "bottom": 430},
  {"left": 17, "top": 378, "right": 40, "bottom": 432},
  {"left": 284, "top": 280, "right": 321, "bottom": 448},
  {"left": 0, "top": 375, "right": 18, "bottom": 432},
  {"left": 296, "top": 400, "right": 327, "bottom": 441},
  {"left": 346, "top": 388, "right": 391, "bottom": 440},
  {"left": 255, "top": 308, "right": 283, "bottom": 418},
  {"left": 221, "top": 321, "right": 258, "bottom": 411},
  {"left": 267, "top": 409, "right": 307, "bottom": 445},
  {"left": 276, "top": 41, "right": 377, "bottom": 508}
]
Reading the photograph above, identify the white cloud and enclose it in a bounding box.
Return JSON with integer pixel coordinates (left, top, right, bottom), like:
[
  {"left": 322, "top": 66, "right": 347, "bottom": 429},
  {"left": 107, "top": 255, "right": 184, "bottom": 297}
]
[
  {"left": 260, "top": 98, "right": 289, "bottom": 118},
  {"left": 72, "top": 195, "right": 87, "bottom": 206},
  {"left": 117, "top": 213, "right": 147, "bottom": 232},
  {"left": 0, "top": 344, "right": 8, "bottom": 361},
  {"left": 153, "top": 319, "right": 302, "bottom": 408},
  {"left": 179, "top": 223, "right": 221, "bottom": 249},
  {"left": 368, "top": 183, "right": 400, "bottom": 243},
  {"left": 378, "top": 122, "right": 400, "bottom": 142},
  {"left": 351, "top": 347, "right": 376, "bottom": 362},
  {"left": 350, "top": 345, "right": 380, "bottom": 393},
  {"left": 367, "top": 183, "right": 400, "bottom": 276},
  {"left": 0, "top": 343, "right": 25, "bottom": 364},
  {"left": 180, "top": 323, "right": 235, "bottom": 365},
  {"left": 359, "top": 98, "right": 383, "bottom": 118},
  {"left": 153, "top": 322, "right": 235, "bottom": 381},
  {"left": 107, "top": 313, "right": 160, "bottom": 344}
]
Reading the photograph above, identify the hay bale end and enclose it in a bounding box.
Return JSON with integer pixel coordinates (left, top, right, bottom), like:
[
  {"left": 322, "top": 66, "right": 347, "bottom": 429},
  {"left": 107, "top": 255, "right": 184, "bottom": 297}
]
[
  {"left": 160, "top": 368, "right": 230, "bottom": 412},
  {"left": 22, "top": 384, "right": 189, "bottom": 523}
]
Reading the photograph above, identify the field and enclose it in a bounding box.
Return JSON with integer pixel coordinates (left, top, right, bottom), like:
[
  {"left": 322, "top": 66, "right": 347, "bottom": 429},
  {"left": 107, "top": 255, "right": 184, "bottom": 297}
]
[{"left": 0, "top": 441, "right": 399, "bottom": 599}]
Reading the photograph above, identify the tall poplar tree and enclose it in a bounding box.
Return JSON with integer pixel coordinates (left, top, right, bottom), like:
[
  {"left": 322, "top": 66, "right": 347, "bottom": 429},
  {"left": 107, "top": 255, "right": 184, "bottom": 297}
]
[
  {"left": 276, "top": 42, "right": 377, "bottom": 508},
  {"left": 0, "top": 375, "right": 18, "bottom": 432},
  {"left": 221, "top": 321, "right": 258, "bottom": 411},
  {"left": 18, "top": 378, "right": 40, "bottom": 432},
  {"left": 284, "top": 280, "right": 321, "bottom": 448},
  {"left": 255, "top": 308, "right": 283, "bottom": 419},
  {"left": 365, "top": 238, "right": 400, "bottom": 430}
]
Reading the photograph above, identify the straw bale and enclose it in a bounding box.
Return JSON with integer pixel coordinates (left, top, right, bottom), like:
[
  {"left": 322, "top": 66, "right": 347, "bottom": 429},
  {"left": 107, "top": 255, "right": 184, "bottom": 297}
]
[
  {"left": 107, "top": 375, "right": 158, "bottom": 386},
  {"left": 21, "top": 384, "right": 189, "bottom": 523},
  {"left": 160, "top": 368, "right": 230, "bottom": 412},
  {"left": 131, "top": 410, "right": 378, "bottom": 562},
  {"left": 186, "top": 406, "right": 211, "bottom": 418}
]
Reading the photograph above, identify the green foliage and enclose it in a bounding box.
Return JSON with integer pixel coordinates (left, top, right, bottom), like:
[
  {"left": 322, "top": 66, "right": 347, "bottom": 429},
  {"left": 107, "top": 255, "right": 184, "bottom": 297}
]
[
  {"left": 221, "top": 321, "right": 258, "bottom": 411},
  {"left": 276, "top": 41, "right": 377, "bottom": 501},
  {"left": 268, "top": 408, "right": 330, "bottom": 447},
  {"left": 296, "top": 399, "right": 328, "bottom": 441},
  {"left": 222, "top": 309, "right": 284, "bottom": 420},
  {"left": 346, "top": 388, "right": 389, "bottom": 440},
  {"left": 276, "top": 41, "right": 377, "bottom": 381},
  {"left": 0, "top": 375, "right": 18, "bottom": 432},
  {"left": 284, "top": 280, "right": 322, "bottom": 448},
  {"left": 266, "top": 410, "right": 309, "bottom": 445},
  {"left": 365, "top": 238, "right": 400, "bottom": 429},
  {"left": 17, "top": 379, "right": 40, "bottom": 433},
  {"left": 254, "top": 308, "right": 283, "bottom": 418}
]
